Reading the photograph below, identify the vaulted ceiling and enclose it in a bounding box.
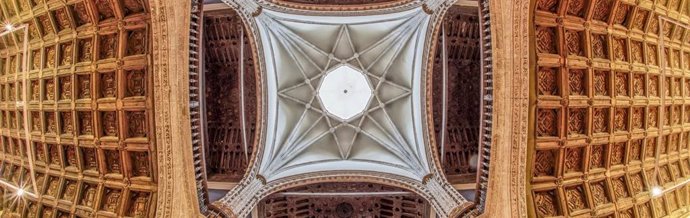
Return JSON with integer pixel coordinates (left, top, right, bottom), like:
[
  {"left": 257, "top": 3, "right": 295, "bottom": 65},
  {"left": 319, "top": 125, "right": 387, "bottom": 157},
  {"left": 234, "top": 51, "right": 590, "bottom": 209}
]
[{"left": 205, "top": 1, "right": 479, "bottom": 217}]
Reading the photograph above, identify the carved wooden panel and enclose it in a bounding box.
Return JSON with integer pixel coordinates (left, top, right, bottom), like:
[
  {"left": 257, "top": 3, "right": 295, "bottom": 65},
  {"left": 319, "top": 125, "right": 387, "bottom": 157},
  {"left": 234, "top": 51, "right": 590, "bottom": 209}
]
[
  {"left": 0, "top": 0, "right": 156, "bottom": 217},
  {"left": 259, "top": 183, "right": 429, "bottom": 218},
  {"left": 203, "top": 12, "right": 257, "bottom": 182},
  {"left": 432, "top": 8, "right": 481, "bottom": 183},
  {"left": 532, "top": 0, "right": 690, "bottom": 217}
]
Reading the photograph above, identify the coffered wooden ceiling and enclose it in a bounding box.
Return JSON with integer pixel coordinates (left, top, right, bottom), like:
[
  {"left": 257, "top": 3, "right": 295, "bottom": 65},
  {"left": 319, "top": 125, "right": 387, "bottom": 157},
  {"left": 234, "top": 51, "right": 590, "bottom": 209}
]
[
  {"left": 0, "top": 0, "right": 155, "bottom": 217},
  {"left": 532, "top": 0, "right": 690, "bottom": 217}
]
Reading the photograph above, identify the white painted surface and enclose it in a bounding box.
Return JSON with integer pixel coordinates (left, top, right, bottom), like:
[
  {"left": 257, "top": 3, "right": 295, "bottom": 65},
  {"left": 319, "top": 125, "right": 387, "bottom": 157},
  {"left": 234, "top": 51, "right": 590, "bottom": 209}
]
[{"left": 318, "top": 65, "right": 372, "bottom": 121}]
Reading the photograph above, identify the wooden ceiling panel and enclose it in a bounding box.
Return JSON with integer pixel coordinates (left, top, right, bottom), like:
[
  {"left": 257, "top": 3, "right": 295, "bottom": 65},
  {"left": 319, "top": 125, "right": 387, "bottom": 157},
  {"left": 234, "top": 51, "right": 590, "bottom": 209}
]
[
  {"left": 531, "top": 0, "right": 690, "bottom": 217},
  {"left": 0, "top": 0, "right": 156, "bottom": 217}
]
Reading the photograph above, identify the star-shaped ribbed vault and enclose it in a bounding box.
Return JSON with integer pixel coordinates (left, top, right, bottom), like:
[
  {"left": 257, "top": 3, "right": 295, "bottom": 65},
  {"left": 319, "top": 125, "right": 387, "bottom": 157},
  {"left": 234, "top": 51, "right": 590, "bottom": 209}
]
[
  {"left": 260, "top": 7, "right": 427, "bottom": 182},
  {"left": 215, "top": 1, "right": 468, "bottom": 217}
]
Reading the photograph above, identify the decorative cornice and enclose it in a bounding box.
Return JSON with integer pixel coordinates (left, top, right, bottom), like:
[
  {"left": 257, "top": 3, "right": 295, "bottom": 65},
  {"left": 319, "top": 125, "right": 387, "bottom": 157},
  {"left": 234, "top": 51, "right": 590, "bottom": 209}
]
[
  {"left": 220, "top": 0, "right": 262, "bottom": 17},
  {"left": 268, "top": 0, "right": 416, "bottom": 11}
]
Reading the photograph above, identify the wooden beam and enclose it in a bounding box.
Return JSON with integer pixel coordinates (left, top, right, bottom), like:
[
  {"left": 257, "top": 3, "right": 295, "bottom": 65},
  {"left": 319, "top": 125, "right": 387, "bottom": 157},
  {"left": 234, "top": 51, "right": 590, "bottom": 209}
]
[
  {"left": 204, "top": 3, "right": 231, "bottom": 11},
  {"left": 207, "top": 181, "right": 238, "bottom": 190},
  {"left": 455, "top": 0, "right": 479, "bottom": 7},
  {"left": 453, "top": 183, "right": 477, "bottom": 190},
  {"left": 205, "top": 1, "right": 477, "bottom": 11}
]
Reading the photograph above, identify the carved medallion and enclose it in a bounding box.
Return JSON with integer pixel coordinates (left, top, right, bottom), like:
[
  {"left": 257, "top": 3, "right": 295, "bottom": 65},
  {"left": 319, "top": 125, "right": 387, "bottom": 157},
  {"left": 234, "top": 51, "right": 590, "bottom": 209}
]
[
  {"left": 612, "top": 38, "right": 627, "bottom": 62},
  {"left": 99, "top": 34, "right": 118, "bottom": 60},
  {"left": 630, "top": 139, "right": 642, "bottom": 161},
  {"left": 105, "top": 150, "right": 121, "bottom": 174},
  {"left": 101, "top": 188, "right": 122, "bottom": 212},
  {"left": 46, "top": 113, "right": 56, "bottom": 134},
  {"left": 71, "top": 2, "right": 91, "bottom": 27},
  {"left": 592, "top": 0, "right": 613, "bottom": 22},
  {"left": 61, "top": 112, "right": 73, "bottom": 135},
  {"left": 78, "top": 74, "right": 91, "bottom": 99},
  {"left": 39, "top": 15, "right": 54, "bottom": 36},
  {"left": 648, "top": 44, "right": 658, "bottom": 66},
  {"left": 81, "top": 147, "right": 98, "bottom": 171},
  {"left": 101, "top": 72, "right": 117, "bottom": 98},
  {"left": 593, "top": 70, "right": 609, "bottom": 96},
  {"left": 632, "top": 107, "right": 643, "bottom": 130},
  {"left": 31, "top": 112, "right": 40, "bottom": 132},
  {"left": 538, "top": 67, "right": 558, "bottom": 96},
  {"left": 566, "top": 0, "right": 586, "bottom": 17},
  {"left": 31, "top": 80, "right": 39, "bottom": 101},
  {"left": 27, "top": 23, "right": 38, "bottom": 41},
  {"left": 32, "top": 50, "right": 41, "bottom": 70},
  {"left": 590, "top": 144, "right": 606, "bottom": 169},
  {"left": 632, "top": 10, "right": 648, "bottom": 31},
  {"left": 78, "top": 38, "right": 93, "bottom": 62},
  {"left": 80, "top": 183, "right": 97, "bottom": 207},
  {"left": 534, "top": 190, "right": 560, "bottom": 216},
  {"left": 102, "top": 112, "right": 118, "bottom": 137},
  {"left": 613, "top": 4, "right": 630, "bottom": 25},
  {"left": 614, "top": 72, "right": 629, "bottom": 96},
  {"left": 614, "top": 108, "right": 627, "bottom": 132},
  {"left": 60, "top": 42, "right": 73, "bottom": 66},
  {"left": 54, "top": 8, "right": 71, "bottom": 31},
  {"left": 126, "top": 69, "right": 146, "bottom": 97},
  {"left": 128, "top": 192, "right": 149, "bottom": 216},
  {"left": 647, "top": 13, "right": 659, "bottom": 34},
  {"left": 61, "top": 180, "right": 77, "bottom": 201},
  {"left": 127, "top": 29, "right": 146, "bottom": 56},
  {"left": 95, "top": 0, "right": 116, "bottom": 21},
  {"left": 46, "top": 176, "right": 60, "bottom": 197},
  {"left": 536, "top": 0, "right": 558, "bottom": 12},
  {"left": 564, "top": 147, "right": 583, "bottom": 173},
  {"left": 592, "top": 35, "right": 608, "bottom": 60},
  {"left": 566, "top": 31, "right": 583, "bottom": 56},
  {"left": 45, "top": 78, "right": 55, "bottom": 101},
  {"left": 59, "top": 76, "right": 72, "bottom": 100},
  {"left": 649, "top": 75, "right": 659, "bottom": 97},
  {"left": 646, "top": 137, "right": 657, "bottom": 158},
  {"left": 46, "top": 46, "right": 56, "bottom": 68},
  {"left": 123, "top": 0, "right": 145, "bottom": 16},
  {"left": 131, "top": 152, "right": 150, "bottom": 177},
  {"left": 536, "top": 26, "right": 557, "bottom": 54},
  {"left": 568, "top": 108, "right": 585, "bottom": 136},
  {"left": 127, "top": 111, "right": 146, "bottom": 138},
  {"left": 537, "top": 109, "right": 558, "bottom": 137},
  {"left": 534, "top": 149, "right": 556, "bottom": 177},
  {"left": 568, "top": 69, "right": 585, "bottom": 95},
  {"left": 35, "top": 142, "right": 46, "bottom": 162},
  {"left": 79, "top": 112, "right": 93, "bottom": 136},
  {"left": 593, "top": 108, "right": 609, "bottom": 133},
  {"left": 565, "top": 185, "right": 588, "bottom": 213},
  {"left": 612, "top": 176, "right": 629, "bottom": 199},
  {"left": 631, "top": 41, "right": 643, "bottom": 63},
  {"left": 63, "top": 145, "right": 77, "bottom": 168},
  {"left": 610, "top": 142, "right": 625, "bottom": 165},
  {"left": 632, "top": 74, "right": 644, "bottom": 96}
]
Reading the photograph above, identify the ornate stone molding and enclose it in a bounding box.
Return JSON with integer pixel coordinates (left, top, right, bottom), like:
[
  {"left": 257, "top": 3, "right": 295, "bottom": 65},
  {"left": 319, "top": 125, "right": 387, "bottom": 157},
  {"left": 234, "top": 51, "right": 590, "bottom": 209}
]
[
  {"left": 474, "top": 0, "right": 529, "bottom": 217},
  {"left": 150, "top": 0, "right": 205, "bottom": 217},
  {"left": 212, "top": 171, "right": 473, "bottom": 217},
  {"left": 268, "top": 0, "right": 416, "bottom": 11}
]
